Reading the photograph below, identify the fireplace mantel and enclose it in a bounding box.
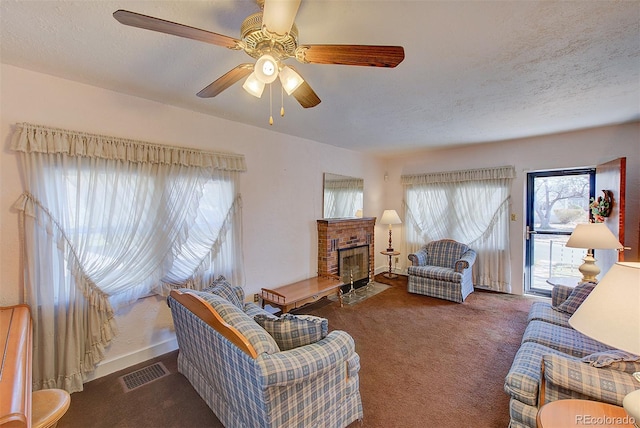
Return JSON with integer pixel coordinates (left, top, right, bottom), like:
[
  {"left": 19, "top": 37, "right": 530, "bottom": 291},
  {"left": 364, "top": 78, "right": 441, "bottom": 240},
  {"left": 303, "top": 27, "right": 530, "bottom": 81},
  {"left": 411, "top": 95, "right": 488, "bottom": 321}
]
[{"left": 317, "top": 217, "right": 376, "bottom": 283}]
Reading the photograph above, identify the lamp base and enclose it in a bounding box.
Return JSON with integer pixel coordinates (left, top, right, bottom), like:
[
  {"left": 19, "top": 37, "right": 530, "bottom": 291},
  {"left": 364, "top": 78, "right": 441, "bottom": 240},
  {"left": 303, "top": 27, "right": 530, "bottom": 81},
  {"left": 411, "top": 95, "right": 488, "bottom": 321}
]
[
  {"left": 623, "top": 386, "right": 640, "bottom": 427},
  {"left": 577, "top": 250, "right": 600, "bottom": 283}
]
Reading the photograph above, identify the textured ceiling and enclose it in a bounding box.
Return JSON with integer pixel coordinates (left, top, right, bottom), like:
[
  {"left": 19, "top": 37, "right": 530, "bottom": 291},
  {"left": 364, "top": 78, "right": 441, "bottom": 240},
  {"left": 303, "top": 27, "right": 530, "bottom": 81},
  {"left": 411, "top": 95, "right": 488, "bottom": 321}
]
[{"left": 1, "top": 0, "right": 639, "bottom": 154}]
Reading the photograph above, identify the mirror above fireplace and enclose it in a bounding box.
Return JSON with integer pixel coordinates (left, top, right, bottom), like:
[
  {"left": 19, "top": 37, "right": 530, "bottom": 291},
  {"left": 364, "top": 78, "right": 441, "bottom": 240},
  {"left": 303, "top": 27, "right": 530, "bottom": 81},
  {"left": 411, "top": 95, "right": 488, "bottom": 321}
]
[{"left": 323, "top": 173, "right": 364, "bottom": 218}]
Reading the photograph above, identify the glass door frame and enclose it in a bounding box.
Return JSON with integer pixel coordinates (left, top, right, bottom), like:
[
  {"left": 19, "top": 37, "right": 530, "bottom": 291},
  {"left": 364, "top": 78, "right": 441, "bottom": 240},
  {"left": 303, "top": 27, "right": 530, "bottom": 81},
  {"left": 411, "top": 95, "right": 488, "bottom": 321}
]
[{"left": 525, "top": 168, "right": 595, "bottom": 296}]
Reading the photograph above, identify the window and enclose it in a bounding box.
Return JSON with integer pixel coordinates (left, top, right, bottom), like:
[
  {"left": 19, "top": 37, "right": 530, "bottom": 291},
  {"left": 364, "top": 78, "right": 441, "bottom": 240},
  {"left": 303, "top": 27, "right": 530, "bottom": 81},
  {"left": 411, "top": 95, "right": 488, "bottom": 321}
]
[
  {"left": 12, "top": 123, "right": 246, "bottom": 392},
  {"left": 403, "top": 166, "right": 515, "bottom": 292}
]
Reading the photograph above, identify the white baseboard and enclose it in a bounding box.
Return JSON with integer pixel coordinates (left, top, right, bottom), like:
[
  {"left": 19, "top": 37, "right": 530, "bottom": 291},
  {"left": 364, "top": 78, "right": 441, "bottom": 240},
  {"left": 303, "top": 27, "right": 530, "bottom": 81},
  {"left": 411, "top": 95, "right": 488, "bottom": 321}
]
[{"left": 84, "top": 337, "right": 178, "bottom": 383}]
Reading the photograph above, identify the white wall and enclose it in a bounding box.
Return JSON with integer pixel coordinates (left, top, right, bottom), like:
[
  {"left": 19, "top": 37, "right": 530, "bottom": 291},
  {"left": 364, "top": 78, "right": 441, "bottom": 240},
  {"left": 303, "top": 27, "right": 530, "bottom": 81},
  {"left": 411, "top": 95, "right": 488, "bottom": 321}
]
[
  {"left": 0, "top": 64, "right": 384, "bottom": 379},
  {"left": 380, "top": 123, "right": 640, "bottom": 295}
]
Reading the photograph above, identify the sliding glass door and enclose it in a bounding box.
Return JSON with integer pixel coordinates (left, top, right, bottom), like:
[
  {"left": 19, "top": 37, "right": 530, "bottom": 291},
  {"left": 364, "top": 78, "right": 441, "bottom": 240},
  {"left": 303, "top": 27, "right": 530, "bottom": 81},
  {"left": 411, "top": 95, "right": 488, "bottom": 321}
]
[{"left": 525, "top": 169, "right": 594, "bottom": 296}]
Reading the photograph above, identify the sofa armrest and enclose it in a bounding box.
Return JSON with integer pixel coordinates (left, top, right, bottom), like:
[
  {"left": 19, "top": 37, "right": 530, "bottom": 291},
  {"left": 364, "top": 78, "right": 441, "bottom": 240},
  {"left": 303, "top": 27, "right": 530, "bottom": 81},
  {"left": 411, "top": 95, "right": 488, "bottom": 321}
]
[
  {"left": 408, "top": 247, "right": 428, "bottom": 266},
  {"left": 542, "top": 354, "right": 639, "bottom": 406},
  {"left": 256, "top": 330, "right": 357, "bottom": 387},
  {"left": 551, "top": 285, "right": 575, "bottom": 307},
  {"left": 454, "top": 249, "right": 477, "bottom": 273}
]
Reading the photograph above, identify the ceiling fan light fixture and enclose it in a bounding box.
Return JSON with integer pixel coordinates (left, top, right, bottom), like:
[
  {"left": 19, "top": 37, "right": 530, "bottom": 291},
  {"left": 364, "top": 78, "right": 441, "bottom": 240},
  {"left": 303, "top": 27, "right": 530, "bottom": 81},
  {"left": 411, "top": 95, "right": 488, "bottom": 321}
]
[
  {"left": 279, "top": 65, "right": 304, "bottom": 95},
  {"left": 254, "top": 54, "right": 279, "bottom": 84},
  {"left": 242, "top": 72, "right": 265, "bottom": 98}
]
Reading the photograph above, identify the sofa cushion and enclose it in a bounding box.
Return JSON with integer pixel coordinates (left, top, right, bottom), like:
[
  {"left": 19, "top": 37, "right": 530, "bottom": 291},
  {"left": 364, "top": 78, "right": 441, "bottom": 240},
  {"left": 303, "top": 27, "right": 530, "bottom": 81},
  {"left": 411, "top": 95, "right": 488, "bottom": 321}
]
[
  {"left": 553, "top": 281, "right": 596, "bottom": 314},
  {"left": 255, "top": 313, "right": 329, "bottom": 351},
  {"left": 521, "top": 320, "right": 613, "bottom": 358},
  {"left": 203, "top": 275, "right": 244, "bottom": 309},
  {"left": 581, "top": 350, "right": 640, "bottom": 373},
  {"left": 407, "top": 265, "right": 462, "bottom": 282},
  {"left": 527, "top": 301, "right": 570, "bottom": 328},
  {"left": 188, "top": 290, "right": 280, "bottom": 355}
]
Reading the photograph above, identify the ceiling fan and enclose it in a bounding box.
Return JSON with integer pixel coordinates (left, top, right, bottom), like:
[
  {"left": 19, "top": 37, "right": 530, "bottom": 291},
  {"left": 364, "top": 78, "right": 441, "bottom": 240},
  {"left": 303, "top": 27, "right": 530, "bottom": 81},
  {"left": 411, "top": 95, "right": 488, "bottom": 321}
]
[{"left": 113, "top": 0, "right": 405, "bottom": 116}]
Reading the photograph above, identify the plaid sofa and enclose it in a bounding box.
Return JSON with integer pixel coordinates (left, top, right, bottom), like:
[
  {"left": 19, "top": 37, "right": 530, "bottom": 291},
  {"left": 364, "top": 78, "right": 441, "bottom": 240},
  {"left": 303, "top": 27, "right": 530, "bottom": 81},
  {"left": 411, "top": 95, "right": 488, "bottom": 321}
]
[
  {"left": 167, "top": 283, "right": 363, "bottom": 428},
  {"left": 504, "top": 283, "right": 640, "bottom": 428},
  {"left": 407, "top": 239, "right": 477, "bottom": 303}
]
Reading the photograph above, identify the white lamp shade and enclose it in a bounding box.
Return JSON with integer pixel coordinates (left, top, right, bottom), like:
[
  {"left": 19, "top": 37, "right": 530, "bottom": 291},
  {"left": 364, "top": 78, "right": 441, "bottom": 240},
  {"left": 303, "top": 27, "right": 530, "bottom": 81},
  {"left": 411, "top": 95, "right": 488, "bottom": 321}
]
[
  {"left": 254, "top": 54, "right": 279, "bottom": 84},
  {"left": 242, "top": 73, "right": 265, "bottom": 98},
  {"left": 568, "top": 262, "right": 640, "bottom": 355},
  {"left": 279, "top": 66, "right": 304, "bottom": 95},
  {"left": 262, "top": 0, "right": 301, "bottom": 36},
  {"left": 354, "top": 209, "right": 363, "bottom": 218},
  {"left": 380, "top": 210, "right": 402, "bottom": 225},
  {"left": 566, "top": 223, "right": 623, "bottom": 250}
]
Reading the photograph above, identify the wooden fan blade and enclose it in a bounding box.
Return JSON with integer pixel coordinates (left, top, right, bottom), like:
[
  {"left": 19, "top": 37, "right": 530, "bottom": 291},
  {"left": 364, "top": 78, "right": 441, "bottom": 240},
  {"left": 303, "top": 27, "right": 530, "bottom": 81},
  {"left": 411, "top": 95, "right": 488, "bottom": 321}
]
[
  {"left": 113, "top": 10, "right": 240, "bottom": 49},
  {"left": 291, "top": 80, "right": 321, "bottom": 108},
  {"left": 262, "top": 0, "right": 301, "bottom": 36},
  {"left": 297, "top": 45, "right": 405, "bottom": 68},
  {"left": 197, "top": 64, "right": 253, "bottom": 98}
]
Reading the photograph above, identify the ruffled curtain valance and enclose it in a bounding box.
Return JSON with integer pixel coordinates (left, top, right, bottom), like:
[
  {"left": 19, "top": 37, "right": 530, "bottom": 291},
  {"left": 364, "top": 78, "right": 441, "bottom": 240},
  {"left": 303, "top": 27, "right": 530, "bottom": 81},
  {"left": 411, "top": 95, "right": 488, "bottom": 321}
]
[
  {"left": 402, "top": 166, "right": 515, "bottom": 185},
  {"left": 11, "top": 122, "right": 247, "bottom": 172},
  {"left": 324, "top": 178, "right": 364, "bottom": 190}
]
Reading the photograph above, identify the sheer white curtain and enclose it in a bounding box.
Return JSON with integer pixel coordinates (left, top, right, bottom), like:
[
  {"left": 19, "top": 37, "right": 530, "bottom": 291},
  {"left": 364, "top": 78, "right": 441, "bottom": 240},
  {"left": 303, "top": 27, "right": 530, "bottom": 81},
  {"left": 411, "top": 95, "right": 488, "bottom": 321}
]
[
  {"left": 402, "top": 166, "right": 515, "bottom": 292},
  {"left": 11, "top": 123, "right": 246, "bottom": 393},
  {"left": 323, "top": 175, "right": 364, "bottom": 218}
]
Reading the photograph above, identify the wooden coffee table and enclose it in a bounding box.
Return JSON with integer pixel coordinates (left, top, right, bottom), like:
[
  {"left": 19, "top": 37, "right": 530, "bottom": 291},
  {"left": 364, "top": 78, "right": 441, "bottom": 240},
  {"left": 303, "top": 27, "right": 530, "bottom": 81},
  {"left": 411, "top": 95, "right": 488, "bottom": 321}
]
[
  {"left": 261, "top": 276, "right": 344, "bottom": 313},
  {"left": 537, "top": 399, "right": 634, "bottom": 428}
]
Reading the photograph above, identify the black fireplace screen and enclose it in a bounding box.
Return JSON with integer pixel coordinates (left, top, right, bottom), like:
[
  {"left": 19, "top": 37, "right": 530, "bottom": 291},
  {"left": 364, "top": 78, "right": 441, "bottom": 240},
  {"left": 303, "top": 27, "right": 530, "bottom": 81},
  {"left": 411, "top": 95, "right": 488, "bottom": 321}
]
[{"left": 338, "top": 245, "right": 370, "bottom": 289}]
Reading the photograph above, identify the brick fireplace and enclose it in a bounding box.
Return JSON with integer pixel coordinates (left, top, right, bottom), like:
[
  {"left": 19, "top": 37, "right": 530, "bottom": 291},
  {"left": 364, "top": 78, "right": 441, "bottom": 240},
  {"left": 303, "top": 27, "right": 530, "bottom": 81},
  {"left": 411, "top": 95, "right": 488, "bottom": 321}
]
[{"left": 317, "top": 217, "right": 376, "bottom": 289}]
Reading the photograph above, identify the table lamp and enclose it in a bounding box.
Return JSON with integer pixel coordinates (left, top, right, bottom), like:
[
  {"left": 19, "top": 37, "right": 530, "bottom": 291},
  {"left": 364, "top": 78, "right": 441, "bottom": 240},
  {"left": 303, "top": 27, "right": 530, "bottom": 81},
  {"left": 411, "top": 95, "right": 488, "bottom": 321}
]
[
  {"left": 568, "top": 262, "right": 640, "bottom": 423},
  {"left": 565, "top": 223, "right": 623, "bottom": 282},
  {"left": 380, "top": 209, "right": 402, "bottom": 252}
]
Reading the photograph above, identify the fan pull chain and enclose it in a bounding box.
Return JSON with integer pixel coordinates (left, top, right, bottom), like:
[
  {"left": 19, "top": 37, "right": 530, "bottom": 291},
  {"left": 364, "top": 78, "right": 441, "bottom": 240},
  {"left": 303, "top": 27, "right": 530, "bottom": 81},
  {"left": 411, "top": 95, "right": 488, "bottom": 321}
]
[
  {"left": 281, "top": 86, "right": 285, "bottom": 117},
  {"left": 269, "top": 84, "right": 274, "bottom": 126}
]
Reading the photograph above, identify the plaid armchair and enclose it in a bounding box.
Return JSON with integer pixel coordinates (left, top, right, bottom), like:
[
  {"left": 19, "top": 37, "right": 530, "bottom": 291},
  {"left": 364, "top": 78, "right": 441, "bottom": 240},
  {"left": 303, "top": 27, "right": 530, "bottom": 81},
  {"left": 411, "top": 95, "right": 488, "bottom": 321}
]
[
  {"left": 168, "top": 284, "right": 363, "bottom": 428},
  {"left": 407, "top": 239, "right": 477, "bottom": 303}
]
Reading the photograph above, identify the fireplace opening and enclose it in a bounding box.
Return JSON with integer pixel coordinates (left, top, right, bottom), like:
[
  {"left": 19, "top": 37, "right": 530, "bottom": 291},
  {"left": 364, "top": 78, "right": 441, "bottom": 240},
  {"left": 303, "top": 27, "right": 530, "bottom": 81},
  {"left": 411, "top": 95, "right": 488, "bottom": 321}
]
[{"left": 338, "top": 245, "right": 370, "bottom": 293}]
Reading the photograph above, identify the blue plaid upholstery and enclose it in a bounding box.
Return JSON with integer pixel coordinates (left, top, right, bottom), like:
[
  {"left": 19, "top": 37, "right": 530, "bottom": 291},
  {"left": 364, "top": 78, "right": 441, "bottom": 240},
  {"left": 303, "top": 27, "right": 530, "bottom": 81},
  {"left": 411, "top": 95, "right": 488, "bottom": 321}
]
[
  {"left": 508, "top": 398, "right": 537, "bottom": 428},
  {"left": 168, "top": 287, "right": 363, "bottom": 428},
  {"left": 553, "top": 281, "right": 596, "bottom": 314},
  {"left": 521, "top": 320, "right": 613, "bottom": 358},
  {"left": 505, "top": 342, "right": 569, "bottom": 406},
  {"left": 551, "top": 283, "right": 575, "bottom": 307},
  {"left": 505, "top": 283, "right": 634, "bottom": 428},
  {"left": 255, "top": 314, "right": 329, "bottom": 351},
  {"left": 407, "top": 239, "right": 476, "bottom": 303},
  {"left": 526, "top": 302, "right": 570, "bottom": 328},
  {"left": 542, "top": 354, "right": 639, "bottom": 405},
  {"left": 204, "top": 275, "right": 245, "bottom": 308},
  {"left": 187, "top": 290, "right": 280, "bottom": 355},
  {"left": 244, "top": 301, "right": 277, "bottom": 319}
]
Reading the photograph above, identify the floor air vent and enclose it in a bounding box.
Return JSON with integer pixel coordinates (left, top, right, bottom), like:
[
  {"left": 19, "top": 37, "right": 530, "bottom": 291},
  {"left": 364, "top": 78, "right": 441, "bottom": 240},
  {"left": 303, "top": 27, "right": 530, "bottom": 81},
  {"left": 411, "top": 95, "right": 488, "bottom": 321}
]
[{"left": 118, "top": 362, "right": 169, "bottom": 393}]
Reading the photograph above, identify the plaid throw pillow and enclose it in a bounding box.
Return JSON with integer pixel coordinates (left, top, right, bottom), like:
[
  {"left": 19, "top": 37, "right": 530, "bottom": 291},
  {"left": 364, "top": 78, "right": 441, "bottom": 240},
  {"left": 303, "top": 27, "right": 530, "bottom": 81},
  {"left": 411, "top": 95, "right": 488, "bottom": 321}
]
[
  {"left": 254, "top": 313, "right": 329, "bottom": 351},
  {"left": 553, "top": 281, "right": 596, "bottom": 315},
  {"left": 203, "top": 275, "right": 244, "bottom": 309}
]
